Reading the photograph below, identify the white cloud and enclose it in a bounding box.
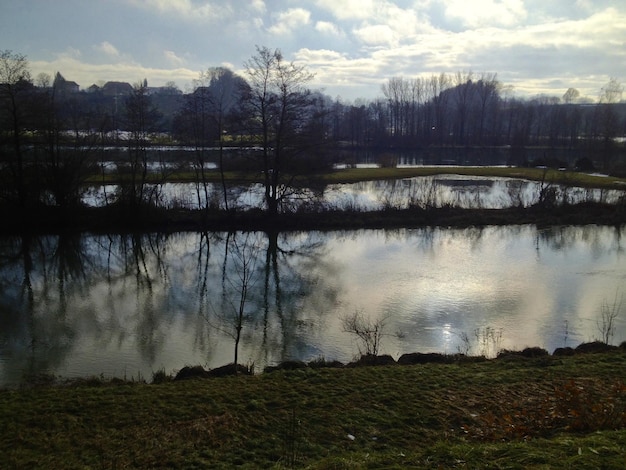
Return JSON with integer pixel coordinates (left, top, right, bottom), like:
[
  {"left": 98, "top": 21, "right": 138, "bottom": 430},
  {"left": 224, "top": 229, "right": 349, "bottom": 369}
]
[
  {"left": 315, "top": 21, "right": 344, "bottom": 37},
  {"left": 252, "top": 17, "right": 264, "bottom": 29},
  {"left": 317, "top": 0, "right": 430, "bottom": 47},
  {"left": 315, "top": 0, "right": 378, "bottom": 20},
  {"left": 164, "top": 50, "right": 186, "bottom": 66},
  {"left": 250, "top": 0, "right": 265, "bottom": 13},
  {"left": 442, "top": 0, "right": 527, "bottom": 28},
  {"left": 268, "top": 8, "right": 311, "bottom": 35},
  {"left": 54, "top": 47, "right": 82, "bottom": 60},
  {"left": 383, "top": 3, "right": 428, "bottom": 37},
  {"left": 95, "top": 41, "right": 120, "bottom": 58},
  {"left": 128, "top": 0, "right": 232, "bottom": 21},
  {"left": 295, "top": 47, "right": 399, "bottom": 95},
  {"left": 353, "top": 24, "right": 398, "bottom": 47},
  {"left": 3, "top": 0, "right": 624, "bottom": 102},
  {"left": 294, "top": 48, "right": 346, "bottom": 63}
]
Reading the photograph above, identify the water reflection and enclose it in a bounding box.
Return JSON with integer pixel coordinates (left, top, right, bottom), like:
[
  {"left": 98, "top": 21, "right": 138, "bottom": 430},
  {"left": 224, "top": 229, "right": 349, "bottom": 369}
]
[
  {"left": 1, "top": 226, "right": 625, "bottom": 387},
  {"left": 85, "top": 176, "right": 625, "bottom": 211}
]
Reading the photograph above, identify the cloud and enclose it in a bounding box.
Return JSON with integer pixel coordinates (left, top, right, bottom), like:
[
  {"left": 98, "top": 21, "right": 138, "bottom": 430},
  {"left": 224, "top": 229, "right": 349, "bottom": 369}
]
[
  {"left": 314, "top": 0, "right": 378, "bottom": 20},
  {"left": 442, "top": 0, "right": 527, "bottom": 28},
  {"left": 163, "top": 50, "right": 186, "bottom": 66},
  {"left": 94, "top": 41, "right": 120, "bottom": 58},
  {"left": 291, "top": 2, "right": 625, "bottom": 100},
  {"left": 315, "top": 21, "right": 344, "bottom": 37},
  {"left": 353, "top": 24, "right": 398, "bottom": 47},
  {"left": 575, "top": 0, "right": 595, "bottom": 13},
  {"left": 5, "top": 0, "right": 624, "bottom": 102},
  {"left": 294, "top": 47, "right": 397, "bottom": 94},
  {"left": 56, "top": 47, "right": 82, "bottom": 60},
  {"left": 294, "top": 48, "right": 346, "bottom": 63},
  {"left": 268, "top": 8, "right": 311, "bottom": 35},
  {"left": 128, "top": 0, "right": 232, "bottom": 21},
  {"left": 250, "top": 0, "right": 266, "bottom": 13},
  {"left": 317, "top": 0, "right": 430, "bottom": 48}
]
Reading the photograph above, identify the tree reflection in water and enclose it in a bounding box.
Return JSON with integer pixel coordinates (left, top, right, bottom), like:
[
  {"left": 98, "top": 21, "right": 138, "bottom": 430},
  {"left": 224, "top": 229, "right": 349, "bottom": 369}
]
[{"left": 0, "top": 226, "right": 624, "bottom": 387}]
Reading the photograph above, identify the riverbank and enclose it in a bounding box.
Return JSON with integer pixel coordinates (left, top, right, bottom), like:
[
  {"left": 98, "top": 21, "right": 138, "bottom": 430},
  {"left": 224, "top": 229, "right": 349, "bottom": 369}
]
[
  {"left": 2, "top": 201, "right": 626, "bottom": 236},
  {"left": 2, "top": 348, "right": 626, "bottom": 468},
  {"left": 91, "top": 166, "right": 626, "bottom": 191}
]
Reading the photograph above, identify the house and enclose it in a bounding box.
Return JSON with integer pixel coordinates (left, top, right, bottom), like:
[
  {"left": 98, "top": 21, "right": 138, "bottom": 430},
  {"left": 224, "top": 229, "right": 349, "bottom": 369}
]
[
  {"left": 53, "top": 72, "right": 79, "bottom": 93},
  {"left": 101, "top": 81, "right": 133, "bottom": 96}
]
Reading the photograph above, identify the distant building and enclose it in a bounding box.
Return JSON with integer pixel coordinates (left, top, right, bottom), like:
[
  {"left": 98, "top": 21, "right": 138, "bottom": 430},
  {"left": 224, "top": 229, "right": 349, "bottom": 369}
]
[
  {"left": 101, "top": 81, "right": 133, "bottom": 96},
  {"left": 53, "top": 72, "right": 79, "bottom": 93}
]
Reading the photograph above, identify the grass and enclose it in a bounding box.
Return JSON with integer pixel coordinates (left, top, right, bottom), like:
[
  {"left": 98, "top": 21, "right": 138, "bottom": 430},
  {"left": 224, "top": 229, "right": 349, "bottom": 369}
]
[
  {"left": 2, "top": 352, "right": 626, "bottom": 468},
  {"left": 322, "top": 166, "right": 626, "bottom": 190},
  {"left": 88, "top": 166, "right": 626, "bottom": 190}
]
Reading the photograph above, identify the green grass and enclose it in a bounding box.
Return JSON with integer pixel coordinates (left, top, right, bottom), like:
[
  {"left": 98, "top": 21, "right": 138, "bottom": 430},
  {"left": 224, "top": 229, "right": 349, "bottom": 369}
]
[
  {"left": 2, "top": 352, "right": 626, "bottom": 468},
  {"left": 322, "top": 166, "right": 626, "bottom": 190},
  {"left": 88, "top": 166, "right": 626, "bottom": 190}
]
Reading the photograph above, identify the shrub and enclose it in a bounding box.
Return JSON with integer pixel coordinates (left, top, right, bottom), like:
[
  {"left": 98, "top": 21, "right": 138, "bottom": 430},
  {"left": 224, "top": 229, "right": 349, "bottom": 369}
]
[{"left": 341, "top": 310, "right": 388, "bottom": 357}]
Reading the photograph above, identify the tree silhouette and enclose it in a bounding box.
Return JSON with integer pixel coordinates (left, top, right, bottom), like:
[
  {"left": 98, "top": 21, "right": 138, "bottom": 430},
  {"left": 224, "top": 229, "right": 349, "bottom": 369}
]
[{"left": 241, "top": 46, "right": 315, "bottom": 216}]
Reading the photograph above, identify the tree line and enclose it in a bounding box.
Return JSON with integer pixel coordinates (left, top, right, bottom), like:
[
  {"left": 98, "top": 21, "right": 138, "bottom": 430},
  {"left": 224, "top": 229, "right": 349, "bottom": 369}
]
[
  {"left": 0, "top": 47, "right": 328, "bottom": 216},
  {"left": 1, "top": 47, "right": 625, "bottom": 217}
]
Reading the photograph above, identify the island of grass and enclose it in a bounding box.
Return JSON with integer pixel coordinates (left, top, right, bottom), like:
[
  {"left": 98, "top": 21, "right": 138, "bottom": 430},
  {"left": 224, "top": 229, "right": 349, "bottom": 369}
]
[
  {"left": 91, "top": 165, "right": 626, "bottom": 191},
  {"left": 5, "top": 166, "right": 626, "bottom": 235}
]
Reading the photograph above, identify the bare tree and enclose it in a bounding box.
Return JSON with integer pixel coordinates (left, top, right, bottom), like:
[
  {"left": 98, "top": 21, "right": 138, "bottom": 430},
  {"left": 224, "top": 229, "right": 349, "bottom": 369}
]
[
  {"left": 0, "top": 50, "right": 33, "bottom": 208},
  {"left": 597, "top": 294, "right": 623, "bottom": 345},
  {"left": 341, "top": 310, "right": 388, "bottom": 357},
  {"left": 428, "top": 73, "right": 451, "bottom": 145},
  {"left": 382, "top": 77, "right": 411, "bottom": 140},
  {"left": 474, "top": 73, "right": 500, "bottom": 145},
  {"left": 563, "top": 87, "right": 580, "bottom": 104},
  {"left": 204, "top": 67, "right": 245, "bottom": 211},
  {"left": 600, "top": 78, "right": 624, "bottom": 104},
  {"left": 241, "top": 46, "right": 315, "bottom": 216},
  {"left": 452, "top": 71, "right": 475, "bottom": 146},
  {"left": 596, "top": 78, "right": 624, "bottom": 171},
  {"left": 175, "top": 67, "right": 245, "bottom": 211},
  {"left": 35, "top": 72, "right": 51, "bottom": 88},
  {"left": 118, "top": 80, "right": 162, "bottom": 210},
  {"left": 34, "top": 72, "right": 99, "bottom": 208},
  {"left": 175, "top": 74, "right": 215, "bottom": 210}
]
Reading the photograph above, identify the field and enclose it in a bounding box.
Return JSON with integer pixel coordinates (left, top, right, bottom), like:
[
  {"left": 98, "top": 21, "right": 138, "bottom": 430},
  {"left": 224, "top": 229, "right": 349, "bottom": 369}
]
[{"left": 2, "top": 350, "right": 626, "bottom": 468}]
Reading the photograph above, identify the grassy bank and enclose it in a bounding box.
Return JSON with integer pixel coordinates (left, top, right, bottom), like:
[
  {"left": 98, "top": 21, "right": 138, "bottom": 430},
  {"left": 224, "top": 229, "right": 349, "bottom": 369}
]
[
  {"left": 90, "top": 166, "right": 626, "bottom": 191},
  {"left": 322, "top": 166, "right": 626, "bottom": 190},
  {"left": 2, "top": 351, "right": 626, "bottom": 468},
  {"left": 3, "top": 200, "right": 625, "bottom": 235}
]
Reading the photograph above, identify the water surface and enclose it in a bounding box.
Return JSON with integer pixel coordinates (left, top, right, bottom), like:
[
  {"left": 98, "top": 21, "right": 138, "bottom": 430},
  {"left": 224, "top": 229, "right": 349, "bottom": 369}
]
[{"left": 1, "top": 226, "right": 625, "bottom": 387}]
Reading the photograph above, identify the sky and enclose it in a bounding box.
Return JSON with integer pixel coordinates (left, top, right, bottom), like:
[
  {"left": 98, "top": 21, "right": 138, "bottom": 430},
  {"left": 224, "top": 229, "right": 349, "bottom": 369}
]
[{"left": 1, "top": 0, "right": 624, "bottom": 102}]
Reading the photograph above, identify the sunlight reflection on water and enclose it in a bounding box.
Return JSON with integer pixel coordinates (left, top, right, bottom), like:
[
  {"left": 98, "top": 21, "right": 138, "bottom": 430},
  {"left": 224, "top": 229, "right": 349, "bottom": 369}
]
[{"left": 0, "top": 225, "right": 625, "bottom": 386}]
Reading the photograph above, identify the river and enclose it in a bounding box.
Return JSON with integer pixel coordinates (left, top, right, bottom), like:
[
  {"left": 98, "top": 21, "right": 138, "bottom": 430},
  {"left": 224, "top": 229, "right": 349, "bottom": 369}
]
[{"left": 1, "top": 225, "right": 625, "bottom": 387}]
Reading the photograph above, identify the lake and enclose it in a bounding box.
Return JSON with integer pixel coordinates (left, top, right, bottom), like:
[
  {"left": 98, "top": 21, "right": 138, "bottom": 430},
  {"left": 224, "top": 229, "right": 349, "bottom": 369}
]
[{"left": 1, "top": 225, "right": 625, "bottom": 387}]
